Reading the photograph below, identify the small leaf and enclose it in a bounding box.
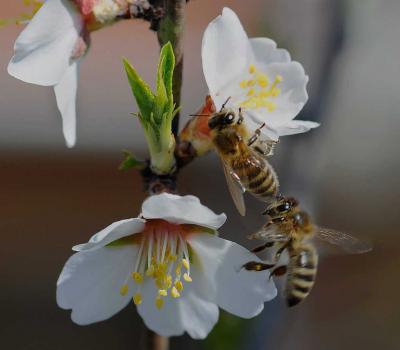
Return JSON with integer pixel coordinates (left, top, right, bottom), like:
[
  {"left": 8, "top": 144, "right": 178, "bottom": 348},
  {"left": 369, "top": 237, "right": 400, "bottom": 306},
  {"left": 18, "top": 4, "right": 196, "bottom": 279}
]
[
  {"left": 123, "top": 58, "right": 155, "bottom": 121},
  {"left": 156, "top": 42, "right": 175, "bottom": 114},
  {"left": 119, "top": 150, "right": 146, "bottom": 171}
]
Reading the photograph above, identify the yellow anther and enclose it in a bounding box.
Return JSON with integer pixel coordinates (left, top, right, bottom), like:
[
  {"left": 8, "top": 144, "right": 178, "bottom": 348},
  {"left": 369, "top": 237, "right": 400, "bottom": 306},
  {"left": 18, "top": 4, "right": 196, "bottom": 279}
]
[
  {"left": 249, "top": 64, "right": 256, "bottom": 74},
  {"left": 132, "top": 272, "right": 143, "bottom": 284},
  {"left": 158, "top": 289, "right": 168, "bottom": 297},
  {"left": 247, "top": 79, "right": 255, "bottom": 87},
  {"left": 155, "top": 297, "right": 164, "bottom": 310},
  {"left": 247, "top": 88, "right": 255, "bottom": 97},
  {"left": 133, "top": 293, "right": 142, "bottom": 305},
  {"left": 169, "top": 255, "right": 177, "bottom": 262},
  {"left": 257, "top": 74, "right": 269, "bottom": 88},
  {"left": 240, "top": 80, "right": 248, "bottom": 89},
  {"left": 171, "top": 286, "right": 181, "bottom": 298},
  {"left": 175, "top": 280, "right": 184, "bottom": 292},
  {"left": 158, "top": 262, "right": 167, "bottom": 273},
  {"left": 119, "top": 284, "right": 129, "bottom": 296},
  {"left": 183, "top": 273, "right": 192, "bottom": 282},
  {"left": 175, "top": 263, "right": 182, "bottom": 276},
  {"left": 182, "top": 258, "right": 190, "bottom": 270},
  {"left": 275, "top": 74, "right": 283, "bottom": 83}
]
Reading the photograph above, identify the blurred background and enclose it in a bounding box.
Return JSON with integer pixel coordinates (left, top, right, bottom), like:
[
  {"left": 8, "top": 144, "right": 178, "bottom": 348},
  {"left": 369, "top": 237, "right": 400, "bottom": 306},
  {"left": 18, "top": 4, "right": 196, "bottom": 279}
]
[{"left": 1, "top": 0, "right": 399, "bottom": 349}]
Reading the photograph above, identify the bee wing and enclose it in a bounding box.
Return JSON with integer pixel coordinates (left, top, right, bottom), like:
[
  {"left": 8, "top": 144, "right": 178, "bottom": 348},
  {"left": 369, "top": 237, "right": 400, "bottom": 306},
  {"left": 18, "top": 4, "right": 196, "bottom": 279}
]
[
  {"left": 315, "top": 227, "right": 372, "bottom": 254},
  {"left": 247, "top": 223, "right": 289, "bottom": 242},
  {"left": 220, "top": 157, "right": 246, "bottom": 216},
  {"left": 250, "top": 139, "right": 278, "bottom": 158}
]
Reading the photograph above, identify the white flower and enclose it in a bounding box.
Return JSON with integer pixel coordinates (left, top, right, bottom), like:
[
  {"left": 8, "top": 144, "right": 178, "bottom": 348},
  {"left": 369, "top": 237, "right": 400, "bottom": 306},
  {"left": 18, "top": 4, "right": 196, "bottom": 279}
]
[
  {"left": 202, "top": 8, "right": 319, "bottom": 141},
  {"left": 7, "top": 0, "right": 127, "bottom": 148},
  {"left": 57, "top": 193, "right": 277, "bottom": 339}
]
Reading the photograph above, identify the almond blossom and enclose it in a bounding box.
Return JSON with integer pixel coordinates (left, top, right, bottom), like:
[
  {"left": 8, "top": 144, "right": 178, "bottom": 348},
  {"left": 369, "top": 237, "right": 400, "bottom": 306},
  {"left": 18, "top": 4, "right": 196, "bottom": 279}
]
[
  {"left": 8, "top": 0, "right": 129, "bottom": 147},
  {"left": 56, "top": 193, "right": 277, "bottom": 338},
  {"left": 202, "top": 8, "right": 319, "bottom": 141}
]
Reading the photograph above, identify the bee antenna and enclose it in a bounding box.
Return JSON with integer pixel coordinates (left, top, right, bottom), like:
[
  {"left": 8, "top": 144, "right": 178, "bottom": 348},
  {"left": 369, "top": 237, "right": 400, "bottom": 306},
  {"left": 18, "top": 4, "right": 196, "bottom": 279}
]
[{"left": 221, "top": 96, "right": 232, "bottom": 110}]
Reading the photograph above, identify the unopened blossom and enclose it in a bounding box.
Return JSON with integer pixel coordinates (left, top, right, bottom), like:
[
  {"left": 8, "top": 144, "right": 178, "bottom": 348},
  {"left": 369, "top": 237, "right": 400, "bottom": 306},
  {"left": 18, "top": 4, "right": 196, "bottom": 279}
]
[
  {"left": 202, "top": 8, "right": 319, "bottom": 141},
  {"left": 57, "top": 193, "right": 277, "bottom": 338},
  {"left": 8, "top": 0, "right": 129, "bottom": 147}
]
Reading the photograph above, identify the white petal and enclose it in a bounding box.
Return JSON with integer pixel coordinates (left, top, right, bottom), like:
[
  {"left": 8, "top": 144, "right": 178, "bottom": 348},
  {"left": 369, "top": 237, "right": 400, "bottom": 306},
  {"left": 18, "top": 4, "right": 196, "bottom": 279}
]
[
  {"left": 178, "top": 290, "right": 219, "bottom": 339},
  {"left": 137, "top": 279, "right": 184, "bottom": 337},
  {"left": 271, "top": 120, "right": 320, "bottom": 137},
  {"left": 142, "top": 193, "right": 226, "bottom": 230},
  {"left": 202, "top": 7, "right": 250, "bottom": 98},
  {"left": 249, "top": 38, "right": 291, "bottom": 64},
  {"left": 54, "top": 61, "right": 79, "bottom": 148},
  {"left": 137, "top": 271, "right": 219, "bottom": 339},
  {"left": 72, "top": 218, "right": 145, "bottom": 252},
  {"left": 57, "top": 245, "right": 137, "bottom": 325},
  {"left": 8, "top": 0, "right": 82, "bottom": 86},
  {"left": 188, "top": 234, "right": 277, "bottom": 318}
]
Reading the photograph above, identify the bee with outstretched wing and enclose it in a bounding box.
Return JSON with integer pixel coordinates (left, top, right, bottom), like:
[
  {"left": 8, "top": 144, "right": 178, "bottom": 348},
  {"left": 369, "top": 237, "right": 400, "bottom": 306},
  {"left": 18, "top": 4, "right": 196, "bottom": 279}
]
[{"left": 243, "top": 196, "right": 372, "bottom": 306}]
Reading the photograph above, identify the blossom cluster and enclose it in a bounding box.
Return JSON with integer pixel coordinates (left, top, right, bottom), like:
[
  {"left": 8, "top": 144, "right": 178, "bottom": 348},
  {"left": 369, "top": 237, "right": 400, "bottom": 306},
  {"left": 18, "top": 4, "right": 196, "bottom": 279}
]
[{"left": 7, "top": 3, "right": 320, "bottom": 340}]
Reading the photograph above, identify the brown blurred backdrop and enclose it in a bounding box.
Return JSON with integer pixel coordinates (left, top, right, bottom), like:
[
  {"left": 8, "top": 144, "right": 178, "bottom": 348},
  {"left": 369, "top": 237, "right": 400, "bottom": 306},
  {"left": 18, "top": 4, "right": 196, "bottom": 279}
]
[{"left": 1, "top": 0, "right": 399, "bottom": 349}]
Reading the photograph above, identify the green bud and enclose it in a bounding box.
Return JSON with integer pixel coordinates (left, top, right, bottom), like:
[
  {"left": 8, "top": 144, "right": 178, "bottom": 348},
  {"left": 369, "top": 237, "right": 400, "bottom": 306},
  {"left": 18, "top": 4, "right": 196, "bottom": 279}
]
[{"left": 123, "top": 42, "right": 179, "bottom": 175}]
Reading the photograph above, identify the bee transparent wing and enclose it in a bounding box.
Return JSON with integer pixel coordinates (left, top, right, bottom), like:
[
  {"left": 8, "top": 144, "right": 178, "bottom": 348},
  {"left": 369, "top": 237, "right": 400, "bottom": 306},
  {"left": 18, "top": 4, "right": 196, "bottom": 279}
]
[
  {"left": 247, "top": 223, "right": 288, "bottom": 242},
  {"left": 220, "top": 157, "right": 246, "bottom": 216},
  {"left": 250, "top": 139, "right": 278, "bottom": 158},
  {"left": 315, "top": 227, "right": 372, "bottom": 254}
]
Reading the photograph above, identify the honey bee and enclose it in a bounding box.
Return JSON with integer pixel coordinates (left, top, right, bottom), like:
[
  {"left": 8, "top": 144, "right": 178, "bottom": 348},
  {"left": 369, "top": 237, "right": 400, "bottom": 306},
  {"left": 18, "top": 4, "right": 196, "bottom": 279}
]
[
  {"left": 208, "top": 99, "right": 279, "bottom": 216},
  {"left": 243, "top": 196, "right": 372, "bottom": 307}
]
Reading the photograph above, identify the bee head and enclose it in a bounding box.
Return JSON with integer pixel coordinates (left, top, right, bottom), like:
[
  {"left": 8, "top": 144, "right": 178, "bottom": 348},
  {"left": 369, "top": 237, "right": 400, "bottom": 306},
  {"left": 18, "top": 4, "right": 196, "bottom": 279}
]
[
  {"left": 264, "top": 197, "right": 299, "bottom": 216},
  {"left": 208, "top": 109, "right": 237, "bottom": 130}
]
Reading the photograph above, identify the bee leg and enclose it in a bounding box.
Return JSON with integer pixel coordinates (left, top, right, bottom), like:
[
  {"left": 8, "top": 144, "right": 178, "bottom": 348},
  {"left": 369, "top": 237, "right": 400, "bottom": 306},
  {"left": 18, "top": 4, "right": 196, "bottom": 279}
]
[
  {"left": 247, "top": 122, "right": 266, "bottom": 146},
  {"left": 269, "top": 265, "right": 287, "bottom": 280},
  {"left": 252, "top": 241, "right": 275, "bottom": 253},
  {"left": 237, "top": 107, "right": 244, "bottom": 125},
  {"left": 242, "top": 261, "right": 276, "bottom": 271},
  {"left": 274, "top": 241, "right": 289, "bottom": 262}
]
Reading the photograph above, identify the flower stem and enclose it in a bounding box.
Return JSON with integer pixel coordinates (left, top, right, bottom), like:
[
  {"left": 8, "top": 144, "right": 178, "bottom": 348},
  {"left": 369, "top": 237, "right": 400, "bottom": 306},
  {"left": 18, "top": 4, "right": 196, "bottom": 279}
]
[{"left": 143, "top": 329, "right": 170, "bottom": 350}]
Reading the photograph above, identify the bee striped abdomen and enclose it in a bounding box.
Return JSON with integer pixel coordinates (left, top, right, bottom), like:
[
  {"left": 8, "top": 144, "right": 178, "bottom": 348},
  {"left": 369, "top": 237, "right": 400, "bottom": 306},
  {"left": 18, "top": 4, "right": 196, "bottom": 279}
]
[
  {"left": 229, "top": 154, "right": 278, "bottom": 200},
  {"left": 286, "top": 245, "right": 318, "bottom": 307}
]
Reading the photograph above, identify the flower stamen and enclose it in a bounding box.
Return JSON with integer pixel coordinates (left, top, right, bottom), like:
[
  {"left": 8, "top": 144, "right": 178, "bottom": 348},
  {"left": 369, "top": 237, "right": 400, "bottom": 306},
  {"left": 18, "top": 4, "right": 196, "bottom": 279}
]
[
  {"left": 239, "top": 64, "right": 283, "bottom": 112},
  {"left": 119, "top": 221, "right": 195, "bottom": 310}
]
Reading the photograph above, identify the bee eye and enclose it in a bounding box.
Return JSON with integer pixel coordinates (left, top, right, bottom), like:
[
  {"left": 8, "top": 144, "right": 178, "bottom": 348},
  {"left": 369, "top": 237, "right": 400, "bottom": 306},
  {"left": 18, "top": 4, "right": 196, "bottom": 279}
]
[
  {"left": 277, "top": 202, "right": 291, "bottom": 212},
  {"left": 226, "top": 114, "right": 235, "bottom": 123}
]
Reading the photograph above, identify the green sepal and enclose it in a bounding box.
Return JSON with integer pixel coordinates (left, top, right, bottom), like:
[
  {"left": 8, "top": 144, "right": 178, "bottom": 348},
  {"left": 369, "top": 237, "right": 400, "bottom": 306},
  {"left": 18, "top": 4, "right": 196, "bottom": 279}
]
[{"left": 119, "top": 150, "right": 146, "bottom": 171}]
